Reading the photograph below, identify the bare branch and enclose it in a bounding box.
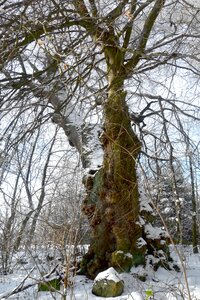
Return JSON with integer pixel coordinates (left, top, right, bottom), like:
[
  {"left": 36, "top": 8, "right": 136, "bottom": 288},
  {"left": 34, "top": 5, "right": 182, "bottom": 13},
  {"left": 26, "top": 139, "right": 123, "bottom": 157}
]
[{"left": 125, "top": 0, "right": 165, "bottom": 73}]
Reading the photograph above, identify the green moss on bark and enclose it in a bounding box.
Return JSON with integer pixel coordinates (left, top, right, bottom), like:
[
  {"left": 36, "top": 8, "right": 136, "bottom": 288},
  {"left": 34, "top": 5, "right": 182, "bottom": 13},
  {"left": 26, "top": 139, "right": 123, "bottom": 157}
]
[{"left": 81, "top": 65, "right": 170, "bottom": 278}]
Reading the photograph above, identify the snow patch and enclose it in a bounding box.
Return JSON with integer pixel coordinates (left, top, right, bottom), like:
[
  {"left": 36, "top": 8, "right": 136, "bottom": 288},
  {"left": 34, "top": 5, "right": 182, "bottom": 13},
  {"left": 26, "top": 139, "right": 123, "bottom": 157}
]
[
  {"left": 137, "top": 216, "right": 145, "bottom": 226},
  {"left": 137, "top": 237, "right": 147, "bottom": 248},
  {"left": 94, "top": 267, "right": 121, "bottom": 283},
  {"left": 125, "top": 253, "right": 133, "bottom": 259},
  {"left": 145, "top": 223, "right": 167, "bottom": 239},
  {"left": 127, "top": 291, "right": 144, "bottom": 300},
  {"left": 137, "top": 179, "right": 158, "bottom": 218},
  {"left": 140, "top": 201, "right": 153, "bottom": 212},
  {"left": 160, "top": 239, "right": 166, "bottom": 245},
  {"left": 139, "top": 188, "right": 153, "bottom": 213}
]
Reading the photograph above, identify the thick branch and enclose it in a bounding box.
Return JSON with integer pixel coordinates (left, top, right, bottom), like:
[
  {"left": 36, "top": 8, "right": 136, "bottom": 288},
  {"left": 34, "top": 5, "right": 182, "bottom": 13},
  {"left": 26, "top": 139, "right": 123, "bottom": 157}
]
[
  {"left": 88, "top": 0, "right": 98, "bottom": 17},
  {"left": 122, "top": 0, "right": 137, "bottom": 49},
  {"left": 73, "top": 0, "right": 91, "bottom": 17},
  {"left": 122, "top": 0, "right": 155, "bottom": 48},
  {"left": 105, "top": 0, "right": 129, "bottom": 22}
]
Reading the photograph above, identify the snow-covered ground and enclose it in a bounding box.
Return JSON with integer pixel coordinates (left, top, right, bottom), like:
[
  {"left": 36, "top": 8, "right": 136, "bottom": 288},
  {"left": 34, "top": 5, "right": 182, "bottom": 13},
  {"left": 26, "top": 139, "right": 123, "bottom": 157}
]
[{"left": 0, "top": 245, "right": 200, "bottom": 299}]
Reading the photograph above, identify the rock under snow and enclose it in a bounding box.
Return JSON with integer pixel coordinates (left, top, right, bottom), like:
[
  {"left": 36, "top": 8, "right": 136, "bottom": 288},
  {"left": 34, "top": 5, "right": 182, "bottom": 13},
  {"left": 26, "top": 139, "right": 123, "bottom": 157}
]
[{"left": 92, "top": 267, "right": 124, "bottom": 297}]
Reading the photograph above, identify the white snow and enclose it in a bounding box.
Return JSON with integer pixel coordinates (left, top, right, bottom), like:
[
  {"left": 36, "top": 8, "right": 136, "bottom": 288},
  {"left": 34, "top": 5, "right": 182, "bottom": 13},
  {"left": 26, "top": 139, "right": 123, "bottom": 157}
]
[
  {"left": 139, "top": 188, "right": 153, "bottom": 213},
  {"left": 1, "top": 245, "right": 200, "bottom": 299},
  {"left": 125, "top": 253, "right": 133, "bottom": 259},
  {"left": 160, "top": 239, "right": 166, "bottom": 245},
  {"left": 78, "top": 122, "right": 104, "bottom": 169},
  {"left": 136, "top": 216, "right": 145, "bottom": 227},
  {"left": 127, "top": 291, "right": 144, "bottom": 300},
  {"left": 145, "top": 223, "right": 167, "bottom": 239},
  {"left": 94, "top": 267, "right": 121, "bottom": 283},
  {"left": 137, "top": 237, "right": 147, "bottom": 248},
  {"left": 164, "top": 207, "right": 173, "bottom": 214}
]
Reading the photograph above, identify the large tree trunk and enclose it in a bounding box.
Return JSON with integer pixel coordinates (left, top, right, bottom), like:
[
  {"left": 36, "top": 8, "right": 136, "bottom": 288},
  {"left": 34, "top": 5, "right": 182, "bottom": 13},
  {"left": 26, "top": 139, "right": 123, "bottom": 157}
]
[
  {"left": 80, "top": 39, "right": 170, "bottom": 279},
  {"left": 82, "top": 84, "right": 144, "bottom": 278},
  {"left": 80, "top": 46, "right": 148, "bottom": 276}
]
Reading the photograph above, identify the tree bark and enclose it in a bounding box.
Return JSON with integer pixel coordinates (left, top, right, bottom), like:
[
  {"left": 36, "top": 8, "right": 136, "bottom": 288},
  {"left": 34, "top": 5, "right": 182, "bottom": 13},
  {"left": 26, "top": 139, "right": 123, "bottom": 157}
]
[{"left": 80, "top": 44, "right": 144, "bottom": 277}]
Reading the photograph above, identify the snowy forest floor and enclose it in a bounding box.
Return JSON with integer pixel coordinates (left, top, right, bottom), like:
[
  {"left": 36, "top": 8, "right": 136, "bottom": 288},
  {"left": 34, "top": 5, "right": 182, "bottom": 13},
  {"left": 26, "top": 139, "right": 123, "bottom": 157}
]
[{"left": 0, "top": 245, "right": 200, "bottom": 300}]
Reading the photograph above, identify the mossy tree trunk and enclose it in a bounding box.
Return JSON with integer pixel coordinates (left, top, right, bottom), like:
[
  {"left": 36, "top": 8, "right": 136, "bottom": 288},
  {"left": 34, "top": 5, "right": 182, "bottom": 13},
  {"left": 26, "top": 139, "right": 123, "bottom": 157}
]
[{"left": 82, "top": 50, "right": 145, "bottom": 278}]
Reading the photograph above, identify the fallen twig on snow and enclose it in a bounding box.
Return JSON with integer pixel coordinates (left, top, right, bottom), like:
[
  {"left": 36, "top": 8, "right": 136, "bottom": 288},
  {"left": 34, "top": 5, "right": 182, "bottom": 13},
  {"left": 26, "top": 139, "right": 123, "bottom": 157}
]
[{"left": 0, "top": 265, "right": 63, "bottom": 299}]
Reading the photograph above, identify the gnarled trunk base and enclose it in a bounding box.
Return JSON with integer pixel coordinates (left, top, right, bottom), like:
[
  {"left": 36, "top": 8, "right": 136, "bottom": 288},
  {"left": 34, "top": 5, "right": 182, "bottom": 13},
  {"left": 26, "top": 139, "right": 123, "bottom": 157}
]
[{"left": 80, "top": 85, "right": 171, "bottom": 279}]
